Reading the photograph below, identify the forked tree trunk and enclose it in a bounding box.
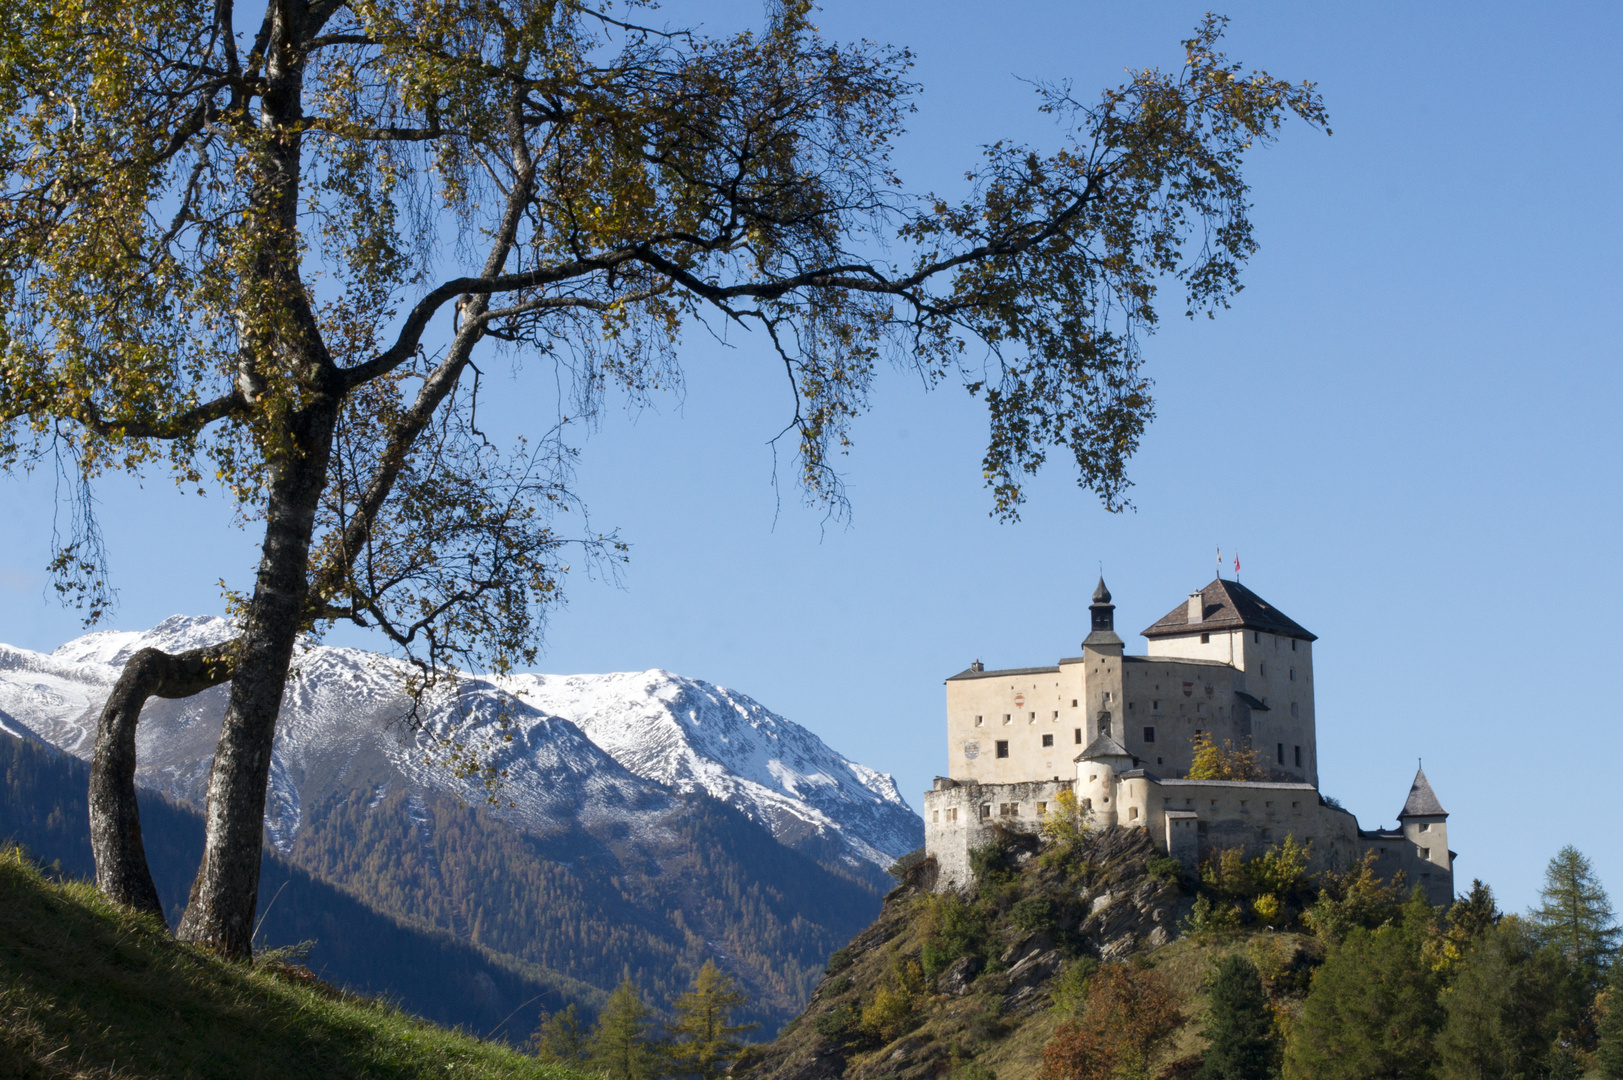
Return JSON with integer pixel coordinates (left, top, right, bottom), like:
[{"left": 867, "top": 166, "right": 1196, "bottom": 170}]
[
  {"left": 89, "top": 643, "right": 237, "bottom": 918},
  {"left": 174, "top": 395, "right": 339, "bottom": 958}
]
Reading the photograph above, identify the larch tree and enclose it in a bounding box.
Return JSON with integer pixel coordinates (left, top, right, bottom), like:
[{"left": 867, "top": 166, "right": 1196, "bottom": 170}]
[
  {"left": 1529, "top": 845, "right": 1619, "bottom": 990},
  {"left": 0, "top": 0, "right": 1328, "bottom": 957},
  {"left": 589, "top": 979, "right": 661, "bottom": 1080},
  {"left": 665, "top": 960, "right": 755, "bottom": 1080}
]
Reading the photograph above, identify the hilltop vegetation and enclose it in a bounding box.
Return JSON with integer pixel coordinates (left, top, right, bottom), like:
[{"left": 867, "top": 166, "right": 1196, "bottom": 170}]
[
  {"left": 0, "top": 846, "right": 576, "bottom": 1080},
  {"left": 742, "top": 822, "right": 1623, "bottom": 1080}
]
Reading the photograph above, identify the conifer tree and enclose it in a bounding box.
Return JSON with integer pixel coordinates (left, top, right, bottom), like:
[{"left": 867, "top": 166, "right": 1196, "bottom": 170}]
[
  {"left": 666, "top": 961, "right": 757, "bottom": 1080},
  {"left": 1283, "top": 892, "right": 1443, "bottom": 1080},
  {"left": 530, "top": 1003, "right": 590, "bottom": 1065},
  {"left": 1529, "top": 846, "right": 1619, "bottom": 989},
  {"left": 1597, "top": 962, "right": 1623, "bottom": 1079},
  {"left": 590, "top": 980, "right": 661, "bottom": 1080},
  {"left": 1197, "top": 956, "right": 1278, "bottom": 1080},
  {"left": 1434, "top": 916, "right": 1584, "bottom": 1080}
]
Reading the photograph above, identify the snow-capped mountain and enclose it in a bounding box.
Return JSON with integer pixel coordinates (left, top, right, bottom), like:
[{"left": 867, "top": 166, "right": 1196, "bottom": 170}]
[{"left": 0, "top": 616, "right": 921, "bottom": 870}]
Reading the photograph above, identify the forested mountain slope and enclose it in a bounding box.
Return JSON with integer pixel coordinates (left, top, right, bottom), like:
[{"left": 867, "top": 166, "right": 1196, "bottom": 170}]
[{"left": 0, "top": 618, "right": 914, "bottom": 1030}]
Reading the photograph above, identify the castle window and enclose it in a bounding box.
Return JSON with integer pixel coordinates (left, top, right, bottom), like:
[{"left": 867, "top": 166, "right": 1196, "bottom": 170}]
[
  {"left": 1186, "top": 798, "right": 1194, "bottom": 806},
  {"left": 1211, "top": 800, "right": 1219, "bottom": 809},
  {"left": 1294, "top": 746, "right": 1302, "bottom": 767},
  {"left": 1292, "top": 639, "right": 1298, "bottom": 651},
  {"left": 1082, "top": 798, "right": 1093, "bottom": 810},
  {"left": 947, "top": 808, "right": 958, "bottom": 822},
  {"left": 995, "top": 741, "right": 1009, "bottom": 758},
  {"left": 1260, "top": 662, "right": 1267, "bottom": 676},
  {"left": 1030, "top": 711, "right": 1037, "bottom": 722},
  {"left": 1143, "top": 726, "right": 1156, "bottom": 743},
  {"left": 1200, "top": 632, "right": 1209, "bottom": 644},
  {"left": 1128, "top": 702, "right": 1135, "bottom": 711},
  {"left": 1196, "top": 703, "right": 1206, "bottom": 715},
  {"left": 1000, "top": 803, "right": 1018, "bottom": 817},
  {"left": 975, "top": 715, "right": 984, "bottom": 726},
  {"left": 932, "top": 810, "right": 939, "bottom": 822},
  {"left": 1042, "top": 734, "right": 1054, "bottom": 747},
  {"left": 1419, "top": 823, "right": 1430, "bottom": 832},
  {"left": 1071, "top": 699, "right": 1078, "bottom": 707},
  {"left": 1261, "top": 828, "right": 1272, "bottom": 839},
  {"left": 1265, "top": 801, "right": 1273, "bottom": 808},
  {"left": 1038, "top": 802, "right": 1047, "bottom": 814},
  {"left": 1276, "top": 743, "right": 1284, "bottom": 765},
  {"left": 1089, "top": 774, "right": 1098, "bottom": 782},
  {"left": 1129, "top": 806, "right": 1139, "bottom": 820},
  {"left": 1240, "top": 800, "right": 1248, "bottom": 809},
  {"left": 1053, "top": 710, "right": 1060, "bottom": 719},
  {"left": 1254, "top": 632, "right": 1260, "bottom": 643},
  {"left": 1003, "top": 714, "right": 1011, "bottom": 724},
  {"left": 981, "top": 805, "right": 992, "bottom": 819},
  {"left": 1421, "top": 847, "right": 1431, "bottom": 859},
  {"left": 1291, "top": 702, "right": 1299, "bottom": 718},
  {"left": 1152, "top": 700, "right": 1161, "bottom": 711},
  {"left": 1075, "top": 728, "right": 1083, "bottom": 744},
  {"left": 1156, "top": 757, "right": 1163, "bottom": 765},
  {"left": 1289, "top": 668, "right": 1296, "bottom": 682},
  {"left": 1292, "top": 802, "right": 1300, "bottom": 810}
]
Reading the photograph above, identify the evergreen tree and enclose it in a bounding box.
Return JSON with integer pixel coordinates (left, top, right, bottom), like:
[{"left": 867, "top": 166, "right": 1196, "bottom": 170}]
[
  {"left": 590, "top": 980, "right": 661, "bottom": 1080},
  {"left": 1529, "top": 846, "right": 1619, "bottom": 989},
  {"left": 666, "top": 961, "right": 757, "bottom": 1080},
  {"left": 530, "top": 1003, "right": 590, "bottom": 1065},
  {"left": 1434, "top": 916, "right": 1585, "bottom": 1080},
  {"left": 1197, "top": 956, "right": 1278, "bottom": 1080},
  {"left": 1283, "top": 892, "right": 1443, "bottom": 1080},
  {"left": 1597, "top": 962, "right": 1623, "bottom": 1079}
]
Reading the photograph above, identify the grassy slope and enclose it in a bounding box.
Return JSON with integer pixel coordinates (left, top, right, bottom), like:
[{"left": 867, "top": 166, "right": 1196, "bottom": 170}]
[{"left": 0, "top": 847, "right": 578, "bottom": 1080}]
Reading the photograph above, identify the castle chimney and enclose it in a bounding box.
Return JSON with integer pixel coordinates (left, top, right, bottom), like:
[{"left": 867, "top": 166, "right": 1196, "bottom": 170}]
[
  {"left": 1187, "top": 592, "right": 1203, "bottom": 624},
  {"left": 971, "top": 659, "right": 984, "bottom": 672}
]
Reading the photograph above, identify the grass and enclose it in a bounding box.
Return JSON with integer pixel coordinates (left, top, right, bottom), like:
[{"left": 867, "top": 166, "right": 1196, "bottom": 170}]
[{"left": 0, "top": 847, "right": 587, "bottom": 1080}]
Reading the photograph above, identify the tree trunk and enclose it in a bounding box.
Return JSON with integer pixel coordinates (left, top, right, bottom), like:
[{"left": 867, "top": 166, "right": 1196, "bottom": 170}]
[
  {"left": 174, "top": 396, "right": 338, "bottom": 958},
  {"left": 89, "top": 642, "right": 236, "bottom": 919}
]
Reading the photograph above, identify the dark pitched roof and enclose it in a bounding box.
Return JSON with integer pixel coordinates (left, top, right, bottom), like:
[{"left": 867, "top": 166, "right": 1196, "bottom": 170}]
[
  {"left": 944, "top": 664, "right": 1061, "bottom": 682},
  {"left": 1398, "top": 767, "right": 1447, "bottom": 818},
  {"left": 1233, "top": 690, "right": 1270, "bottom": 711},
  {"left": 1075, "top": 735, "right": 1132, "bottom": 762},
  {"left": 1140, "top": 578, "right": 1317, "bottom": 642}
]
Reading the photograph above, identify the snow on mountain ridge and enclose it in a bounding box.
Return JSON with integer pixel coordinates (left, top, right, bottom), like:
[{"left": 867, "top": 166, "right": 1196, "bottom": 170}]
[{"left": 0, "top": 616, "right": 922, "bottom": 870}]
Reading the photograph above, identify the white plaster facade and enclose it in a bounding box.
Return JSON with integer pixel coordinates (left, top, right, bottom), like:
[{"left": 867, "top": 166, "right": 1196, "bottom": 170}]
[{"left": 923, "top": 577, "right": 1455, "bottom": 905}]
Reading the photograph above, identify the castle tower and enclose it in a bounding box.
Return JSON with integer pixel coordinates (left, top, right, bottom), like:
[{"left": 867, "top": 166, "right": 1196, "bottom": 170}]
[
  {"left": 1082, "top": 576, "right": 1124, "bottom": 746},
  {"left": 1075, "top": 733, "right": 1134, "bottom": 828},
  {"left": 1398, "top": 765, "right": 1451, "bottom": 877}
]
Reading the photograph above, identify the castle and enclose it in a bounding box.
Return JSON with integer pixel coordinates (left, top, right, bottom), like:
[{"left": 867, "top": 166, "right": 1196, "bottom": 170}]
[{"left": 922, "top": 577, "right": 1455, "bottom": 905}]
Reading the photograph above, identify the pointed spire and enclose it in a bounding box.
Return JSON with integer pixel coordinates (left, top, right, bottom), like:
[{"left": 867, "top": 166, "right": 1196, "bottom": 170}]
[
  {"left": 1085, "top": 573, "right": 1122, "bottom": 647},
  {"left": 1398, "top": 766, "right": 1447, "bottom": 819},
  {"left": 1092, "top": 575, "right": 1112, "bottom": 604}
]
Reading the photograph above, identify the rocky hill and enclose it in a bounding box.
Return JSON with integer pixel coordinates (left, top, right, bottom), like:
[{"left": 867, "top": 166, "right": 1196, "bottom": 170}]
[{"left": 738, "top": 827, "right": 1321, "bottom": 1080}]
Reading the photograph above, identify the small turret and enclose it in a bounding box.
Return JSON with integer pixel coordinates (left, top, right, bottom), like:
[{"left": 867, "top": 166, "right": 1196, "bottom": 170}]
[
  {"left": 1084, "top": 575, "right": 1123, "bottom": 648},
  {"left": 1397, "top": 764, "right": 1451, "bottom": 875}
]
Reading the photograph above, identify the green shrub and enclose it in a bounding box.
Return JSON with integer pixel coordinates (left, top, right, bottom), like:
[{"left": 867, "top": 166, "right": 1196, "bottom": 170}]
[
  {"left": 813, "top": 1003, "right": 859, "bottom": 1041},
  {"left": 823, "top": 973, "right": 853, "bottom": 997},
  {"left": 1050, "top": 957, "right": 1099, "bottom": 1017},
  {"left": 826, "top": 947, "right": 853, "bottom": 974},
  {"left": 888, "top": 848, "right": 926, "bottom": 882},
  {"left": 1146, "top": 856, "right": 1183, "bottom": 883},
  {"left": 969, "top": 838, "right": 1016, "bottom": 886},
  {"left": 1010, "top": 896, "right": 1056, "bottom": 935},
  {"left": 1183, "top": 895, "right": 1241, "bottom": 944}
]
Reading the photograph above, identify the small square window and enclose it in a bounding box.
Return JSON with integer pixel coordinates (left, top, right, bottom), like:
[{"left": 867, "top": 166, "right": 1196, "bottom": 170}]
[
  {"left": 1038, "top": 802, "right": 1047, "bottom": 814},
  {"left": 980, "top": 804, "right": 991, "bottom": 819},
  {"left": 1003, "top": 714, "right": 1011, "bottom": 724},
  {"left": 1421, "top": 847, "right": 1431, "bottom": 859},
  {"left": 1143, "top": 726, "right": 1156, "bottom": 743},
  {"left": 1200, "top": 632, "right": 1210, "bottom": 644},
  {"left": 1128, "top": 806, "right": 1139, "bottom": 820},
  {"left": 975, "top": 714, "right": 984, "bottom": 726},
  {"left": 1156, "top": 757, "right": 1163, "bottom": 765},
  {"left": 995, "top": 740, "right": 1009, "bottom": 758},
  {"left": 1042, "top": 733, "right": 1054, "bottom": 748},
  {"left": 1052, "top": 710, "right": 1060, "bottom": 719},
  {"left": 1029, "top": 711, "right": 1037, "bottom": 722},
  {"left": 1419, "top": 823, "right": 1430, "bottom": 832},
  {"left": 1071, "top": 698, "right": 1078, "bottom": 707}
]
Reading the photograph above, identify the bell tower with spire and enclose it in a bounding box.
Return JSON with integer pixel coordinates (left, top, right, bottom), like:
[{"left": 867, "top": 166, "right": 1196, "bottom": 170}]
[{"left": 1082, "top": 576, "right": 1124, "bottom": 745}]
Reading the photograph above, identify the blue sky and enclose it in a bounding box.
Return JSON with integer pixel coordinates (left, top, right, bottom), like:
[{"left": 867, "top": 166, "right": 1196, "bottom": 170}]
[{"left": 2, "top": 3, "right": 1620, "bottom": 912}]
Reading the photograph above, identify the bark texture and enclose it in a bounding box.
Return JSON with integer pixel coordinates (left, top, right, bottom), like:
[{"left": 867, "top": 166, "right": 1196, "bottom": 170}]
[{"left": 88, "top": 642, "right": 236, "bottom": 918}]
